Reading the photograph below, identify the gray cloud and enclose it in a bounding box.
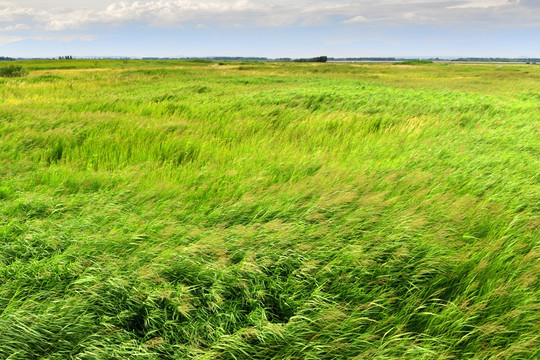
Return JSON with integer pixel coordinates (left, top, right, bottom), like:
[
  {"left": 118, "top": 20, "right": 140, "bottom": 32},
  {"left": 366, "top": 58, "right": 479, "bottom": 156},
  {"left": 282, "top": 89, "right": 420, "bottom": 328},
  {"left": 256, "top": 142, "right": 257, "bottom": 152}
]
[{"left": 0, "top": 0, "right": 537, "bottom": 33}]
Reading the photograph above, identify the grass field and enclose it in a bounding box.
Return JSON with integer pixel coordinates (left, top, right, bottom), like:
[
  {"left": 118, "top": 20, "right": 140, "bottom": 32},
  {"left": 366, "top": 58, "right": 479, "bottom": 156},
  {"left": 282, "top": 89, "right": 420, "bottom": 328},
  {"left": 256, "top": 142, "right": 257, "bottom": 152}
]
[{"left": 0, "top": 60, "right": 538, "bottom": 359}]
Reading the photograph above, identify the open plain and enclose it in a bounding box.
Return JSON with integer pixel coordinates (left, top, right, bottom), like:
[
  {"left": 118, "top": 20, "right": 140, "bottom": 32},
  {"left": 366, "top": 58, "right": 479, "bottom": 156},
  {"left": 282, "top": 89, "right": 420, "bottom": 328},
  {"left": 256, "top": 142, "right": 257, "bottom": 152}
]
[{"left": 0, "top": 60, "right": 538, "bottom": 359}]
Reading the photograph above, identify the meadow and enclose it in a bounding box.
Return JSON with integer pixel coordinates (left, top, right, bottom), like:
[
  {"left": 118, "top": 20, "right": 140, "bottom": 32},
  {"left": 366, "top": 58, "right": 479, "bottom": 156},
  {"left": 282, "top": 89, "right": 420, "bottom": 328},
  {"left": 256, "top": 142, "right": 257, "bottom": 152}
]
[{"left": 0, "top": 59, "right": 538, "bottom": 359}]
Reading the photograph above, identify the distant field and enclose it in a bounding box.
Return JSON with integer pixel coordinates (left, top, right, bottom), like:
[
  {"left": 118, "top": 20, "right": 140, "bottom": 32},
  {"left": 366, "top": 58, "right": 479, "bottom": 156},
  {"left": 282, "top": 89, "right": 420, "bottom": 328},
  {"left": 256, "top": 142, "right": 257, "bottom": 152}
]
[{"left": 0, "top": 60, "right": 538, "bottom": 359}]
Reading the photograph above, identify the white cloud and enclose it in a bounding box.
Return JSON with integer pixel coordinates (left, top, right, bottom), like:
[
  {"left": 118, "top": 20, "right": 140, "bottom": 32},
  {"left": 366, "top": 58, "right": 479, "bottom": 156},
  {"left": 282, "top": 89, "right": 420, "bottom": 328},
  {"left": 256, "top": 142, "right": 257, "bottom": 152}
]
[
  {"left": 0, "top": 0, "right": 536, "bottom": 33},
  {"left": 0, "top": 1, "right": 271, "bottom": 30},
  {"left": 0, "top": 34, "right": 23, "bottom": 45},
  {"left": 343, "top": 15, "right": 368, "bottom": 24},
  {"left": 30, "top": 34, "right": 98, "bottom": 42},
  {"left": 448, "top": 0, "right": 518, "bottom": 9},
  {"left": 0, "top": 23, "right": 29, "bottom": 32}
]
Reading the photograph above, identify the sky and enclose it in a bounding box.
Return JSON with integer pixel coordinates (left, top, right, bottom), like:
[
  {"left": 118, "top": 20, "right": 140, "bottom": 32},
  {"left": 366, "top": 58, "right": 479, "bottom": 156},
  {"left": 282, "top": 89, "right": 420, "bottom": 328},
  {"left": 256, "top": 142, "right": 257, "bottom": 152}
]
[{"left": 0, "top": 0, "right": 538, "bottom": 58}]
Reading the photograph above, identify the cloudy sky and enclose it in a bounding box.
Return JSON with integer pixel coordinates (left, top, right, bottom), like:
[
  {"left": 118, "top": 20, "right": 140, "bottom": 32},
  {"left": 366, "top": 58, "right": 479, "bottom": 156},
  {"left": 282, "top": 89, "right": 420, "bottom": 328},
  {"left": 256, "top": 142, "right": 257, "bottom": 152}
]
[{"left": 0, "top": 0, "right": 538, "bottom": 58}]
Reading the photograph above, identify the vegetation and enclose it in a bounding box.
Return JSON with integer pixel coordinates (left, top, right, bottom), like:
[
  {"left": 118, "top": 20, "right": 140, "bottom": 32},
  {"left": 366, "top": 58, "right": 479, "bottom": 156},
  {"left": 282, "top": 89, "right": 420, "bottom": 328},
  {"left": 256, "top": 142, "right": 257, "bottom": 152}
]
[
  {"left": 0, "top": 64, "right": 27, "bottom": 77},
  {"left": 452, "top": 57, "right": 540, "bottom": 63},
  {"left": 394, "top": 60, "right": 434, "bottom": 65},
  {"left": 294, "top": 56, "right": 328, "bottom": 63},
  {"left": 0, "top": 60, "right": 538, "bottom": 359}
]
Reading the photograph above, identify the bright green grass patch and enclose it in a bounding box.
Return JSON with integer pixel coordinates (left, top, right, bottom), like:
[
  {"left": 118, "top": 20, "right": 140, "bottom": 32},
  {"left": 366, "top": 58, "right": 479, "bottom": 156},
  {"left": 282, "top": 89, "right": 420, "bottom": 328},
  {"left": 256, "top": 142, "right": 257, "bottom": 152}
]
[{"left": 0, "top": 60, "right": 539, "bottom": 359}]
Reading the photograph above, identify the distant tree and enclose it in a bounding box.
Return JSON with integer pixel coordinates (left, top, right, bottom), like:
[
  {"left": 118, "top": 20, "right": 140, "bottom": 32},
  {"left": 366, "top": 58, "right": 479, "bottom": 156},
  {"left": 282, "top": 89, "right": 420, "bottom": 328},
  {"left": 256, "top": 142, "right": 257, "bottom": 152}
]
[{"left": 294, "top": 56, "right": 328, "bottom": 63}]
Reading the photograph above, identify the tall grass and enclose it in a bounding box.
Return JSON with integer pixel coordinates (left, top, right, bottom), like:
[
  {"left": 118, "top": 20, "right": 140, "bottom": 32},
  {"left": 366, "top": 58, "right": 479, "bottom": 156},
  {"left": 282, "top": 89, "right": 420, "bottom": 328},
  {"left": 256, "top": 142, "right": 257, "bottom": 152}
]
[{"left": 0, "top": 60, "right": 538, "bottom": 359}]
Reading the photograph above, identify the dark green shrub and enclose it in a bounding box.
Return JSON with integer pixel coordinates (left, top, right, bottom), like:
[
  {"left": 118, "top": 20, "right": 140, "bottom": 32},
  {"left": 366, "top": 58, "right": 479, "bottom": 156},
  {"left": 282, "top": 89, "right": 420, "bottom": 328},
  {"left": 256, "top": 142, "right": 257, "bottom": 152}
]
[
  {"left": 294, "top": 56, "right": 328, "bottom": 63},
  {"left": 0, "top": 64, "right": 28, "bottom": 77}
]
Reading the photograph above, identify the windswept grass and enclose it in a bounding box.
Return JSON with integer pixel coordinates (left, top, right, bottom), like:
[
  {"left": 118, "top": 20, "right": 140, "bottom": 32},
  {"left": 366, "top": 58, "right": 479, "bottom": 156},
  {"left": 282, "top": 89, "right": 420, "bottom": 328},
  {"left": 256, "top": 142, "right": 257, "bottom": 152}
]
[{"left": 0, "top": 60, "right": 538, "bottom": 359}]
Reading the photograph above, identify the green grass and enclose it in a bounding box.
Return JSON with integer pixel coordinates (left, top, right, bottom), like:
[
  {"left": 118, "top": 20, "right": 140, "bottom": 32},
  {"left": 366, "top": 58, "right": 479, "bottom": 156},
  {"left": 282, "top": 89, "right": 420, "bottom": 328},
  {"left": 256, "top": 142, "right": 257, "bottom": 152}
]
[{"left": 0, "top": 60, "right": 538, "bottom": 359}]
